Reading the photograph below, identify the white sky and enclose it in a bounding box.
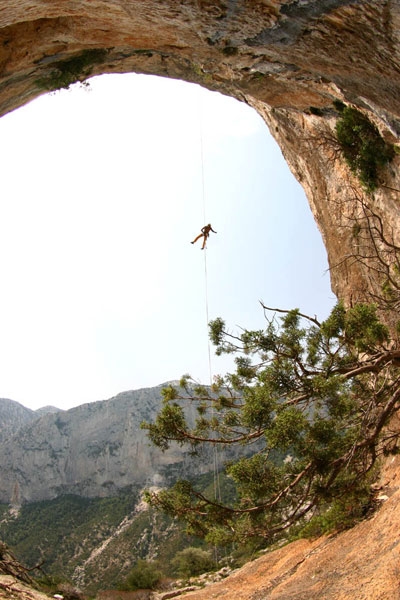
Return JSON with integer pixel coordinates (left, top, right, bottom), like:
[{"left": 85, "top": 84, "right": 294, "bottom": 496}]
[{"left": 0, "top": 74, "right": 336, "bottom": 411}]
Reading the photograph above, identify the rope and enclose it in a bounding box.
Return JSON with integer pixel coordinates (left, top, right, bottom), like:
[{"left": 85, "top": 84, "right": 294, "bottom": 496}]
[
  {"left": 198, "top": 86, "right": 221, "bottom": 504},
  {"left": 203, "top": 252, "right": 212, "bottom": 387},
  {"left": 199, "top": 92, "right": 206, "bottom": 226},
  {"left": 204, "top": 249, "right": 221, "bottom": 502}
]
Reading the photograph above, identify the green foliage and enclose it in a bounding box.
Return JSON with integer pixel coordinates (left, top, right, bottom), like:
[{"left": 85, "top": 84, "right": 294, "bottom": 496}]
[
  {"left": 120, "top": 559, "right": 163, "bottom": 591},
  {"left": 0, "top": 489, "right": 139, "bottom": 585},
  {"left": 171, "top": 547, "right": 215, "bottom": 578},
  {"left": 227, "top": 454, "right": 280, "bottom": 501},
  {"left": 36, "top": 49, "right": 108, "bottom": 91},
  {"left": 295, "top": 466, "right": 376, "bottom": 538},
  {"left": 141, "top": 400, "right": 188, "bottom": 450},
  {"left": 82, "top": 506, "right": 201, "bottom": 593},
  {"left": 1, "top": 485, "right": 222, "bottom": 595},
  {"left": 335, "top": 106, "right": 395, "bottom": 192},
  {"left": 344, "top": 303, "right": 389, "bottom": 351},
  {"left": 143, "top": 302, "right": 400, "bottom": 546},
  {"left": 209, "top": 317, "right": 227, "bottom": 351}
]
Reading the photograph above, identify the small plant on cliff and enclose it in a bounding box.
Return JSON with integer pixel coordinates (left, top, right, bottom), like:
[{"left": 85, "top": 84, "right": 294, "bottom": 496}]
[
  {"left": 142, "top": 301, "right": 400, "bottom": 546},
  {"left": 335, "top": 106, "right": 395, "bottom": 192},
  {"left": 36, "top": 49, "right": 108, "bottom": 92}
]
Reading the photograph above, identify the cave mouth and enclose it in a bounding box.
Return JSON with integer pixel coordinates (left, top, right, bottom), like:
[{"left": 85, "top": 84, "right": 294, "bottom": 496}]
[{"left": 0, "top": 73, "right": 334, "bottom": 411}]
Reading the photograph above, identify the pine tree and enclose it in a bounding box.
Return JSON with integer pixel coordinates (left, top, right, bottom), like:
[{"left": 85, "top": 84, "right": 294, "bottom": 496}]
[{"left": 142, "top": 302, "right": 400, "bottom": 546}]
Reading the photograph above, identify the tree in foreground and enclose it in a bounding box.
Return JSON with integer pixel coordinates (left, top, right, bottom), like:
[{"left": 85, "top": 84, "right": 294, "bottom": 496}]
[{"left": 142, "top": 302, "right": 400, "bottom": 546}]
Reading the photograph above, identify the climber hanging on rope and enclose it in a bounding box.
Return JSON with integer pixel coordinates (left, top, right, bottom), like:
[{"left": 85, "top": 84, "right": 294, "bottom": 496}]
[{"left": 191, "top": 223, "right": 217, "bottom": 250}]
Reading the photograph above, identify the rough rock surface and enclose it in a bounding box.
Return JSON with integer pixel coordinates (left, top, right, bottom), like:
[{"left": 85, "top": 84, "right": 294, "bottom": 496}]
[
  {"left": 171, "top": 454, "right": 400, "bottom": 600},
  {"left": 0, "top": 400, "right": 35, "bottom": 445},
  {"left": 0, "top": 1, "right": 400, "bottom": 308},
  {"left": 0, "top": 386, "right": 233, "bottom": 503},
  {"left": 0, "top": 577, "right": 51, "bottom": 600}
]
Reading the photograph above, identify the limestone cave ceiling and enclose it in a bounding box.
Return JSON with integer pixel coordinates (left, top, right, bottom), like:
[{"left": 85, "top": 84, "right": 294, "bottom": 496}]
[{"left": 1, "top": 0, "right": 399, "bottom": 314}]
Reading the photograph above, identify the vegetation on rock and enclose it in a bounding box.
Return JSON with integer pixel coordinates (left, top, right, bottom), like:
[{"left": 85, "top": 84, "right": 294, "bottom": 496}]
[
  {"left": 335, "top": 105, "right": 395, "bottom": 192},
  {"left": 0, "top": 482, "right": 221, "bottom": 594},
  {"left": 36, "top": 49, "right": 108, "bottom": 92},
  {"left": 119, "top": 559, "right": 163, "bottom": 591},
  {"left": 0, "top": 490, "right": 140, "bottom": 593},
  {"left": 171, "top": 547, "right": 215, "bottom": 578}
]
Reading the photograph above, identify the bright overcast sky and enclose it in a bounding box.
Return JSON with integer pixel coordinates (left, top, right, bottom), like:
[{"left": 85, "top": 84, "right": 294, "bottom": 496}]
[{"left": 0, "top": 74, "right": 336, "bottom": 410}]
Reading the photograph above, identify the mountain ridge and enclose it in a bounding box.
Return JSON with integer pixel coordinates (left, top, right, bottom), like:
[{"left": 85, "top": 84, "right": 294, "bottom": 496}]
[
  {"left": 0, "top": 398, "right": 35, "bottom": 445},
  {"left": 0, "top": 383, "right": 228, "bottom": 504}
]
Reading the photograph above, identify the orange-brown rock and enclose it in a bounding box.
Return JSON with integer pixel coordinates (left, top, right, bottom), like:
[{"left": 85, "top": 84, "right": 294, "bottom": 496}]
[{"left": 170, "top": 455, "right": 400, "bottom": 600}]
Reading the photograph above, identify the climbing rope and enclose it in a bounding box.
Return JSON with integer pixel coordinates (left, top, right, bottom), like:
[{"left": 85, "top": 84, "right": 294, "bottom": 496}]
[
  {"left": 203, "top": 252, "right": 212, "bottom": 386},
  {"left": 204, "top": 248, "right": 222, "bottom": 502},
  {"left": 198, "top": 87, "right": 222, "bottom": 504}
]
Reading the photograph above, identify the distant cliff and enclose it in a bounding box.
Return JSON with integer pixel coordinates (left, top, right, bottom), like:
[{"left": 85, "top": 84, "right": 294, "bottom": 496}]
[
  {"left": 0, "top": 385, "right": 219, "bottom": 503},
  {"left": 0, "top": 399, "right": 36, "bottom": 445}
]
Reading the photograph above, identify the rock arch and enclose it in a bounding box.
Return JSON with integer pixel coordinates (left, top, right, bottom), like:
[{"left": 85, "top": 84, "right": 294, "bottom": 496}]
[{"left": 1, "top": 0, "right": 400, "bottom": 310}]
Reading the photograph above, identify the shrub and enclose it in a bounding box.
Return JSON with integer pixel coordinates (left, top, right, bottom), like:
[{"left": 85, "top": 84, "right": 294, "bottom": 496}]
[
  {"left": 295, "top": 472, "right": 375, "bottom": 539},
  {"left": 222, "top": 45, "right": 238, "bottom": 56},
  {"left": 171, "top": 547, "right": 215, "bottom": 578},
  {"left": 335, "top": 106, "right": 394, "bottom": 191},
  {"left": 36, "top": 49, "right": 107, "bottom": 92},
  {"left": 121, "top": 560, "right": 163, "bottom": 591}
]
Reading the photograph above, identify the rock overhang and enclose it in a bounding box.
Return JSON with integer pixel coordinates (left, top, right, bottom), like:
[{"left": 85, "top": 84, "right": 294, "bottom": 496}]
[{"left": 1, "top": 0, "right": 399, "bottom": 312}]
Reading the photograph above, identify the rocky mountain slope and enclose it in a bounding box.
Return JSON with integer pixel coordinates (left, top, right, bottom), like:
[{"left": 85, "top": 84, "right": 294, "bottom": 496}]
[
  {"left": 0, "top": 400, "right": 35, "bottom": 445},
  {"left": 0, "top": 400, "right": 60, "bottom": 444},
  {"left": 0, "top": 384, "right": 255, "bottom": 593},
  {"left": 0, "top": 384, "right": 223, "bottom": 503},
  {"left": 0, "top": 485, "right": 186, "bottom": 593},
  {"left": 0, "top": 453, "right": 398, "bottom": 599}
]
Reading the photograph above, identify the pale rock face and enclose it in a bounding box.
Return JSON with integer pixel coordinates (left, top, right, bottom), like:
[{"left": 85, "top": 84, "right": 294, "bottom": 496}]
[
  {"left": 0, "top": 399, "right": 35, "bottom": 444},
  {"left": 0, "top": 386, "right": 225, "bottom": 503},
  {"left": 0, "top": 1, "right": 400, "bottom": 311}
]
